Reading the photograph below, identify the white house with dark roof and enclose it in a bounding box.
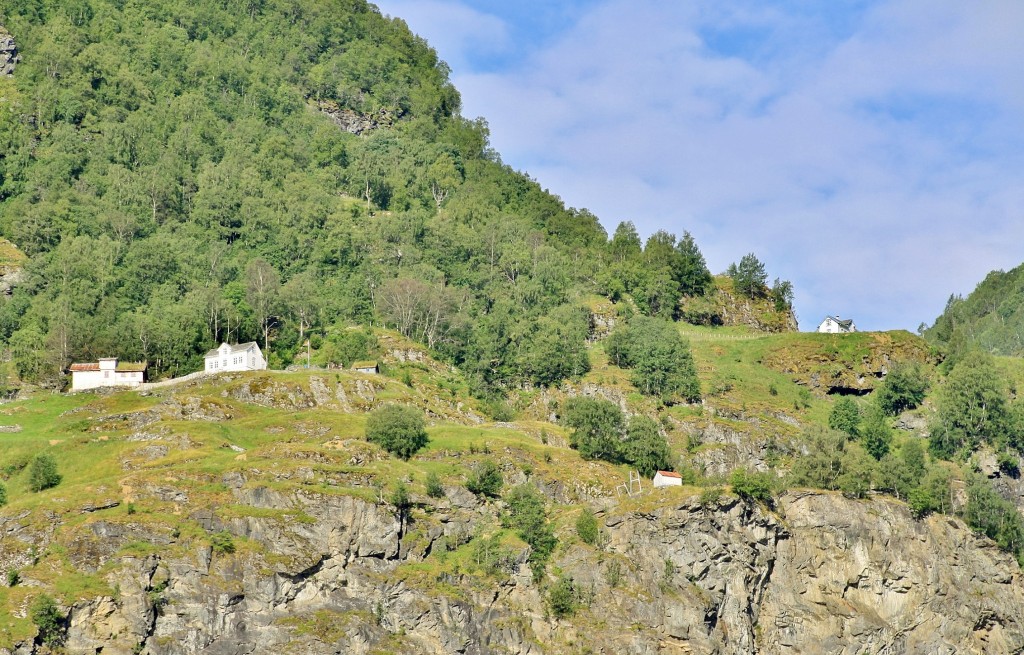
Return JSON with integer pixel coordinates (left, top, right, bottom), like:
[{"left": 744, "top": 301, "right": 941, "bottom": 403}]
[
  {"left": 70, "top": 358, "right": 148, "bottom": 391},
  {"left": 817, "top": 316, "right": 857, "bottom": 334},
  {"left": 204, "top": 342, "right": 266, "bottom": 373}
]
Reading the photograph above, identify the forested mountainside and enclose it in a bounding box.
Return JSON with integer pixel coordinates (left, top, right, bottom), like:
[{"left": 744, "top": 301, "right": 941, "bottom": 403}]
[
  {"left": 0, "top": 0, "right": 794, "bottom": 398},
  {"left": 924, "top": 262, "right": 1024, "bottom": 359}
]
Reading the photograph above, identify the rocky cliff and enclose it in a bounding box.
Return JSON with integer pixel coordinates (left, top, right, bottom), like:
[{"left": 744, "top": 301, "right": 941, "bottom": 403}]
[
  {"left": 3, "top": 482, "right": 1022, "bottom": 654},
  {"left": 0, "top": 28, "right": 17, "bottom": 77}
]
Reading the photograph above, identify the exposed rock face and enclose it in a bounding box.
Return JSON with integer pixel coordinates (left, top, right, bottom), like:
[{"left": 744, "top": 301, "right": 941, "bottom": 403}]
[
  {"left": 679, "top": 280, "right": 798, "bottom": 333},
  {"left": 315, "top": 99, "right": 395, "bottom": 134},
  {"left": 762, "top": 331, "right": 931, "bottom": 396},
  {"left": 5, "top": 489, "right": 1024, "bottom": 654},
  {"left": 0, "top": 28, "right": 17, "bottom": 76}
]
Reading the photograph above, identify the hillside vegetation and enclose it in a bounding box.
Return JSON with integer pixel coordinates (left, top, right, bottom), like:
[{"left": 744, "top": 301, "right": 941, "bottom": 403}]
[
  {"left": 5, "top": 1, "right": 1024, "bottom": 653},
  {"left": 924, "top": 262, "right": 1024, "bottom": 359}
]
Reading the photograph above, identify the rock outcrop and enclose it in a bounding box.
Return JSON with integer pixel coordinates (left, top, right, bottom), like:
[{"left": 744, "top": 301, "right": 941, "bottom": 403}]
[
  {"left": 762, "top": 330, "right": 931, "bottom": 395},
  {"left": 315, "top": 99, "right": 395, "bottom": 135},
  {"left": 0, "top": 28, "right": 17, "bottom": 76}
]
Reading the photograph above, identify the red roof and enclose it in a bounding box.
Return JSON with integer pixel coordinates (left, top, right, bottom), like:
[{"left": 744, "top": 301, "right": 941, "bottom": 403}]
[
  {"left": 656, "top": 470, "right": 682, "bottom": 478},
  {"left": 69, "top": 363, "right": 100, "bottom": 372}
]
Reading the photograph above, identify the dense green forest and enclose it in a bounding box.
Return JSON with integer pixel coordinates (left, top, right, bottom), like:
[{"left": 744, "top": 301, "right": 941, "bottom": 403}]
[
  {"left": 0, "top": 0, "right": 793, "bottom": 399},
  {"left": 924, "top": 263, "right": 1024, "bottom": 360}
]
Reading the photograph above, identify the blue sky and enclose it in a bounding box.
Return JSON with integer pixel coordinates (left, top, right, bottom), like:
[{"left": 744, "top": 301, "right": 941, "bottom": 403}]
[{"left": 374, "top": 0, "right": 1024, "bottom": 332}]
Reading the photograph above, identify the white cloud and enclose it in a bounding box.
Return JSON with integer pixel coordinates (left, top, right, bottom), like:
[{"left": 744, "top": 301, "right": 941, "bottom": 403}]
[{"left": 383, "top": 0, "right": 1024, "bottom": 331}]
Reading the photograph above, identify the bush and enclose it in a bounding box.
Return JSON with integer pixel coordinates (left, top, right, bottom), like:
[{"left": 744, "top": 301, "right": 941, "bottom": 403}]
[
  {"left": 210, "top": 531, "right": 236, "bottom": 555},
  {"left": 561, "top": 396, "right": 624, "bottom": 462},
  {"left": 575, "top": 508, "right": 599, "bottom": 546},
  {"left": 547, "top": 575, "right": 578, "bottom": 618},
  {"left": 424, "top": 471, "right": 445, "bottom": 498},
  {"left": 365, "top": 404, "right": 429, "bottom": 460},
  {"left": 389, "top": 481, "right": 411, "bottom": 513},
  {"left": 998, "top": 451, "right": 1021, "bottom": 479},
  {"left": 963, "top": 474, "right": 1024, "bottom": 561},
  {"left": 504, "top": 485, "right": 557, "bottom": 577},
  {"left": 30, "top": 594, "right": 64, "bottom": 647},
  {"left": 465, "top": 460, "right": 503, "bottom": 497},
  {"left": 828, "top": 397, "right": 860, "bottom": 438},
  {"left": 28, "top": 454, "right": 61, "bottom": 492},
  {"left": 730, "top": 469, "right": 775, "bottom": 506},
  {"left": 0, "top": 482, "right": 7, "bottom": 507}
]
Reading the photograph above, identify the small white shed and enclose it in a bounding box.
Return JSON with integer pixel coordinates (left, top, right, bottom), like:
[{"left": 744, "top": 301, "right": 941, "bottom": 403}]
[{"left": 653, "top": 471, "right": 683, "bottom": 488}]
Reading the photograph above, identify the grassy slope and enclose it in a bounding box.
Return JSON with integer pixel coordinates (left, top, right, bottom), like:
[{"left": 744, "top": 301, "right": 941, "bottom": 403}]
[{"left": 0, "top": 324, "right": 931, "bottom": 644}]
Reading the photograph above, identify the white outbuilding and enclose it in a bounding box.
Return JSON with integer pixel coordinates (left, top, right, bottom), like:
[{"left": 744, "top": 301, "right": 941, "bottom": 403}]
[
  {"left": 204, "top": 342, "right": 267, "bottom": 373},
  {"left": 653, "top": 470, "right": 683, "bottom": 488},
  {"left": 70, "top": 358, "right": 147, "bottom": 391}
]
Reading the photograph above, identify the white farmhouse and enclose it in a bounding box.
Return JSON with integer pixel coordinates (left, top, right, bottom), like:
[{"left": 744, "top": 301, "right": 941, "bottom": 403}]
[
  {"left": 653, "top": 470, "right": 683, "bottom": 488},
  {"left": 204, "top": 342, "right": 267, "bottom": 373},
  {"left": 70, "top": 358, "right": 147, "bottom": 391},
  {"left": 817, "top": 316, "right": 857, "bottom": 334}
]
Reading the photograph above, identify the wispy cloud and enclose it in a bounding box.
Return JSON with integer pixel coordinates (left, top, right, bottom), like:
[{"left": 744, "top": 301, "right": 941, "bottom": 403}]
[{"left": 375, "top": 0, "right": 1024, "bottom": 331}]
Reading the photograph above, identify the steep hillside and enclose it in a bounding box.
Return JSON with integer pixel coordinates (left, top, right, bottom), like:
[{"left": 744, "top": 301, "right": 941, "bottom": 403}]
[
  {"left": 924, "top": 263, "right": 1024, "bottom": 357},
  {"left": 0, "top": 348, "right": 1021, "bottom": 654}
]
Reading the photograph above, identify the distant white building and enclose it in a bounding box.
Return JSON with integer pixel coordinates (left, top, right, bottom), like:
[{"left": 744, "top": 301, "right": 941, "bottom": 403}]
[
  {"left": 70, "top": 358, "right": 147, "bottom": 391},
  {"left": 817, "top": 316, "right": 857, "bottom": 334},
  {"left": 204, "top": 342, "right": 267, "bottom": 373},
  {"left": 653, "top": 470, "right": 683, "bottom": 488},
  {"left": 351, "top": 360, "right": 379, "bottom": 374}
]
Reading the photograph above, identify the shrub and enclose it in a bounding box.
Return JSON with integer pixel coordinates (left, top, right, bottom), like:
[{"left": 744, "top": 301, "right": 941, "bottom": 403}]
[
  {"left": 424, "top": 471, "right": 445, "bottom": 498},
  {"left": 30, "top": 594, "right": 64, "bottom": 647},
  {"left": 465, "top": 460, "right": 503, "bottom": 497},
  {"left": 365, "top": 404, "right": 429, "bottom": 460},
  {"left": 0, "top": 482, "right": 7, "bottom": 506},
  {"left": 6, "top": 569, "right": 18, "bottom": 587},
  {"left": 28, "top": 454, "right": 61, "bottom": 492},
  {"left": 698, "top": 486, "right": 723, "bottom": 507},
  {"left": 547, "top": 575, "right": 578, "bottom": 618},
  {"left": 561, "top": 396, "right": 624, "bottom": 462},
  {"left": 837, "top": 443, "right": 875, "bottom": 498},
  {"left": 389, "top": 481, "right": 411, "bottom": 513},
  {"left": 730, "top": 469, "right": 775, "bottom": 506},
  {"left": 998, "top": 452, "right": 1021, "bottom": 479},
  {"left": 504, "top": 485, "right": 557, "bottom": 577},
  {"left": 604, "top": 560, "right": 623, "bottom": 588},
  {"left": 828, "top": 397, "right": 860, "bottom": 438},
  {"left": 575, "top": 509, "right": 599, "bottom": 546},
  {"left": 210, "top": 531, "right": 236, "bottom": 555}
]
